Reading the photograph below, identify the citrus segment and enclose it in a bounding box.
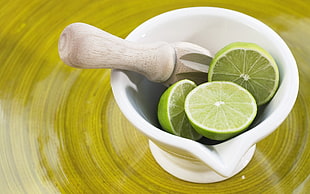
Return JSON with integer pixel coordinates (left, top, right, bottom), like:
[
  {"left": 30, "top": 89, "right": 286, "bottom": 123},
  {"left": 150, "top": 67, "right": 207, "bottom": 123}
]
[
  {"left": 184, "top": 81, "right": 257, "bottom": 141},
  {"left": 157, "top": 79, "right": 202, "bottom": 140},
  {"left": 208, "top": 42, "right": 279, "bottom": 106}
]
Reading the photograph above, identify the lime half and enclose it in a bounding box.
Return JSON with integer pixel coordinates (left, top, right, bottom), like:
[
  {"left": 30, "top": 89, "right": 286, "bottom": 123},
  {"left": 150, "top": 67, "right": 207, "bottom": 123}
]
[
  {"left": 185, "top": 81, "right": 257, "bottom": 141},
  {"left": 208, "top": 42, "right": 279, "bottom": 106},
  {"left": 157, "top": 79, "right": 202, "bottom": 140}
]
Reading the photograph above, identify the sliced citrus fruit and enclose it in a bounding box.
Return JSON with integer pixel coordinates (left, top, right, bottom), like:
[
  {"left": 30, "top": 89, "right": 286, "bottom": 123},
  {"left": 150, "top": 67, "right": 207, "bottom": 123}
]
[
  {"left": 157, "top": 79, "right": 202, "bottom": 140},
  {"left": 208, "top": 42, "right": 279, "bottom": 106},
  {"left": 184, "top": 81, "right": 257, "bottom": 141}
]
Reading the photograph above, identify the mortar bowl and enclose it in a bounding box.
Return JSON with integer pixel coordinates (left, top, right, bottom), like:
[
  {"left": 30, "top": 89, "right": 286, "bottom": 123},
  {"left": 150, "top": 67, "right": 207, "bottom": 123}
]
[{"left": 111, "top": 7, "right": 299, "bottom": 183}]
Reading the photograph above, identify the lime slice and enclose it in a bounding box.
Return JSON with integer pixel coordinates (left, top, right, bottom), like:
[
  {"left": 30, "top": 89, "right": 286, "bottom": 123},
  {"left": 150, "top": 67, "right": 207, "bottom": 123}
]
[
  {"left": 157, "top": 79, "right": 202, "bottom": 140},
  {"left": 208, "top": 42, "right": 279, "bottom": 106},
  {"left": 184, "top": 81, "right": 257, "bottom": 141}
]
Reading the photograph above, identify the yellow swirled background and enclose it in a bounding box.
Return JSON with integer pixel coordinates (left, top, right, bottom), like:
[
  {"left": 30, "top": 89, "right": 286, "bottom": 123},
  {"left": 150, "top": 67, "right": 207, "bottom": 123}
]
[{"left": 0, "top": 0, "right": 309, "bottom": 193}]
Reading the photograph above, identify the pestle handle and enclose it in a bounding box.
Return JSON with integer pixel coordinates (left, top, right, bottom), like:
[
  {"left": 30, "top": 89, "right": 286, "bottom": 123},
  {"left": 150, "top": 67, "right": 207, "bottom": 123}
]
[{"left": 58, "top": 22, "right": 175, "bottom": 82}]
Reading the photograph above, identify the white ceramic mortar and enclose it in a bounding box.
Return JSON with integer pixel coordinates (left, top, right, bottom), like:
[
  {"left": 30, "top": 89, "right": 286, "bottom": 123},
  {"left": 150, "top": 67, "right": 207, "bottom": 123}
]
[{"left": 111, "top": 7, "right": 299, "bottom": 183}]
